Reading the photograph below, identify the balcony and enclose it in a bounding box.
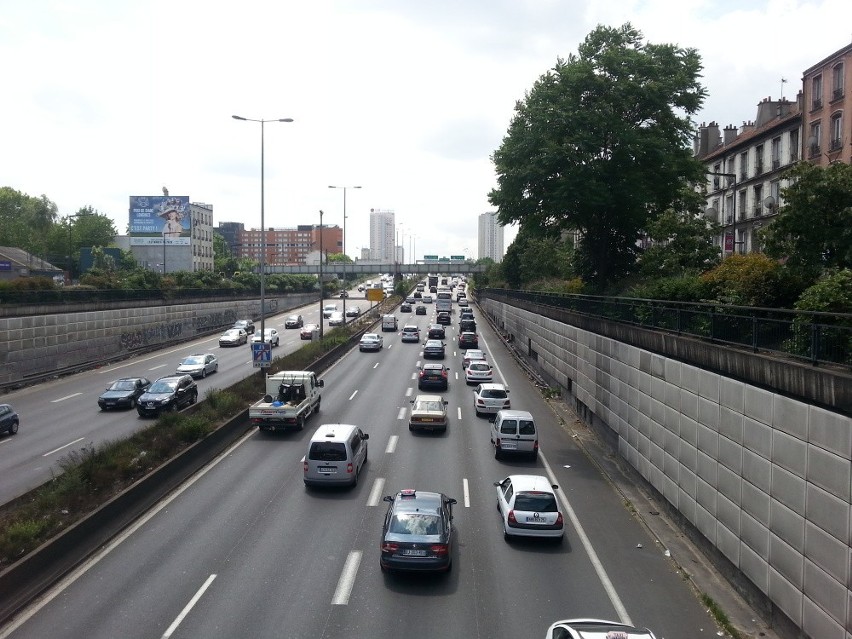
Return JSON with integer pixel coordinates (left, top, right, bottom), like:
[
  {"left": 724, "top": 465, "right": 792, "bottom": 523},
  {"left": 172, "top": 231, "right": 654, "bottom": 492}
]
[
  {"left": 753, "top": 207, "right": 763, "bottom": 217},
  {"left": 833, "top": 87, "right": 844, "bottom": 100},
  {"left": 772, "top": 158, "right": 781, "bottom": 170},
  {"left": 808, "top": 144, "right": 821, "bottom": 158},
  {"left": 755, "top": 162, "right": 764, "bottom": 175},
  {"left": 812, "top": 98, "right": 823, "bottom": 110},
  {"left": 829, "top": 138, "right": 843, "bottom": 152}
]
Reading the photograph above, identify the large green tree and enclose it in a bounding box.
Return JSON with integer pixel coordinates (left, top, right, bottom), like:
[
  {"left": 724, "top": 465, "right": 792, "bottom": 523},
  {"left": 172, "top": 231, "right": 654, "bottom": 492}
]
[
  {"left": 639, "top": 206, "right": 720, "bottom": 277},
  {"left": 760, "top": 162, "right": 852, "bottom": 278},
  {"left": 489, "top": 24, "right": 707, "bottom": 288}
]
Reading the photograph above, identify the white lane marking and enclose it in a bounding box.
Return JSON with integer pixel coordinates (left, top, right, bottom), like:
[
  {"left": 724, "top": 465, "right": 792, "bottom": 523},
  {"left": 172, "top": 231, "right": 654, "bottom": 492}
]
[
  {"left": 373, "top": 362, "right": 380, "bottom": 369},
  {"left": 331, "top": 551, "right": 362, "bottom": 605},
  {"left": 348, "top": 390, "right": 358, "bottom": 401},
  {"left": 148, "top": 364, "right": 167, "bottom": 371},
  {"left": 463, "top": 478, "right": 470, "bottom": 508},
  {"left": 410, "top": 372, "right": 416, "bottom": 380},
  {"left": 396, "top": 407, "right": 406, "bottom": 420},
  {"left": 0, "top": 439, "right": 11, "bottom": 447},
  {"left": 540, "top": 451, "right": 633, "bottom": 626},
  {"left": 387, "top": 343, "right": 393, "bottom": 349},
  {"left": 479, "top": 334, "right": 508, "bottom": 385},
  {"left": 405, "top": 387, "right": 412, "bottom": 397},
  {"left": 42, "top": 437, "right": 85, "bottom": 457},
  {"left": 416, "top": 360, "right": 422, "bottom": 367},
  {"left": 0, "top": 431, "right": 257, "bottom": 639},
  {"left": 160, "top": 574, "right": 217, "bottom": 639},
  {"left": 385, "top": 436, "right": 398, "bottom": 454},
  {"left": 50, "top": 393, "right": 82, "bottom": 403},
  {"left": 367, "top": 477, "right": 386, "bottom": 507},
  {"left": 454, "top": 372, "right": 459, "bottom": 380},
  {"left": 457, "top": 407, "right": 462, "bottom": 420}
]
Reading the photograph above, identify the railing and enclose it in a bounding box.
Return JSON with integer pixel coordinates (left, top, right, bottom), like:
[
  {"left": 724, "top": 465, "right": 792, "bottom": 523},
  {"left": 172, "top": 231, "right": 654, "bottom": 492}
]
[
  {"left": 0, "top": 287, "right": 289, "bottom": 307},
  {"left": 479, "top": 289, "right": 852, "bottom": 367}
]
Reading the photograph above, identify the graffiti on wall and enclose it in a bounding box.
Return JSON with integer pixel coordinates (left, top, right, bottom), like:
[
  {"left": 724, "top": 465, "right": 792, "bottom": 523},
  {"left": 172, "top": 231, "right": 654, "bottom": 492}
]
[{"left": 120, "top": 322, "right": 184, "bottom": 351}]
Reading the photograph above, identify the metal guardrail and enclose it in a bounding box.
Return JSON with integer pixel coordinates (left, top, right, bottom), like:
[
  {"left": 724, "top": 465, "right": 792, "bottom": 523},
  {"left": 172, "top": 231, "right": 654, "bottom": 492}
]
[
  {"left": 0, "top": 287, "right": 307, "bottom": 306},
  {"left": 480, "top": 289, "right": 852, "bottom": 368}
]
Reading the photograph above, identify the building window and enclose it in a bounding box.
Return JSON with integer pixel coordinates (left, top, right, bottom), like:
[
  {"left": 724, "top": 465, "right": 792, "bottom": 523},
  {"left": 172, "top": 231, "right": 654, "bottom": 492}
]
[
  {"left": 753, "top": 184, "right": 763, "bottom": 217},
  {"left": 739, "top": 152, "right": 748, "bottom": 181},
  {"left": 809, "top": 121, "right": 821, "bottom": 157},
  {"left": 789, "top": 129, "right": 799, "bottom": 162},
  {"left": 830, "top": 113, "right": 843, "bottom": 151},
  {"left": 771, "top": 137, "right": 781, "bottom": 169},
  {"left": 712, "top": 163, "right": 721, "bottom": 190},
  {"left": 755, "top": 144, "right": 764, "bottom": 175},
  {"left": 770, "top": 180, "right": 781, "bottom": 210},
  {"left": 725, "top": 194, "right": 734, "bottom": 224},
  {"left": 832, "top": 63, "right": 844, "bottom": 100},
  {"left": 738, "top": 190, "right": 747, "bottom": 221},
  {"left": 812, "top": 74, "right": 823, "bottom": 109}
]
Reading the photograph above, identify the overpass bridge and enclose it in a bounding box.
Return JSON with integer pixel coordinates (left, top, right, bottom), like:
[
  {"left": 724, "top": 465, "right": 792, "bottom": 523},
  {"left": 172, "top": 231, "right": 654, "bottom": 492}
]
[{"left": 265, "top": 262, "right": 487, "bottom": 276}]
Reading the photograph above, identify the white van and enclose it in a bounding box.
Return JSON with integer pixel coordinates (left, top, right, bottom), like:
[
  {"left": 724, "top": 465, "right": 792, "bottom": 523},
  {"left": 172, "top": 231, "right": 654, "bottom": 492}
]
[
  {"left": 303, "top": 424, "right": 369, "bottom": 488},
  {"left": 490, "top": 410, "right": 538, "bottom": 460},
  {"left": 381, "top": 314, "right": 398, "bottom": 331}
]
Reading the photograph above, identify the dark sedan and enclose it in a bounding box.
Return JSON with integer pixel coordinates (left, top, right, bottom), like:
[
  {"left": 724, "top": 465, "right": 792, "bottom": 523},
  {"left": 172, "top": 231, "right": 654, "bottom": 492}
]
[
  {"left": 137, "top": 375, "right": 198, "bottom": 418},
  {"left": 458, "top": 332, "right": 478, "bottom": 350},
  {"left": 418, "top": 363, "right": 449, "bottom": 390},
  {"left": 436, "top": 312, "right": 451, "bottom": 325},
  {"left": 400, "top": 303, "right": 412, "bottom": 313},
  {"left": 381, "top": 489, "right": 456, "bottom": 573},
  {"left": 0, "top": 404, "right": 19, "bottom": 436},
  {"left": 427, "top": 325, "right": 445, "bottom": 339},
  {"left": 415, "top": 305, "right": 427, "bottom": 315},
  {"left": 423, "top": 339, "right": 446, "bottom": 359},
  {"left": 233, "top": 319, "right": 255, "bottom": 334},
  {"left": 98, "top": 377, "right": 152, "bottom": 410},
  {"left": 284, "top": 314, "right": 304, "bottom": 329}
]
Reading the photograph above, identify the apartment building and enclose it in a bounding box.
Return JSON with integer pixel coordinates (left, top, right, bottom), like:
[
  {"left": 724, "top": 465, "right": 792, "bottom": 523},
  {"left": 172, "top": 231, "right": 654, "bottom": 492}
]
[
  {"left": 478, "top": 211, "right": 504, "bottom": 262},
  {"left": 235, "top": 224, "right": 341, "bottom": 265},
  {"left": 802, "top": 41, "right": 852, "bottom": 166}
]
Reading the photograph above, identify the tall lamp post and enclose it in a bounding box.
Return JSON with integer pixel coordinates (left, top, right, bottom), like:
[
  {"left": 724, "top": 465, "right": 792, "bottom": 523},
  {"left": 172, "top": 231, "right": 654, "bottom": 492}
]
[
  {"left": 232, "top": 115, "right": 294, "bottom": 343},
  {"left": 318, "top": 209, "right": 325, "bottom": 339},
  {"left": 328, "top": 185, "right": 361, "bottom": 259}
]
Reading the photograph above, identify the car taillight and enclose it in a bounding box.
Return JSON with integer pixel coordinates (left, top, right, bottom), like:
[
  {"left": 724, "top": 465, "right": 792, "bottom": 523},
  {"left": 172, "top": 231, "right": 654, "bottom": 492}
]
[
  {"left": 507, "top": 510, "right": 517, "bottom": 524},
  {"left": 441, "top": 370, "right": 447, "bottom": 378},
  {"left": 347, "top": 462, "right": 354, "bottom": 474},
  {"left": 419, "top": 371, "right": 425, "bottom": 378},
  {"left": 495, "top": 437, "right": 501, "bottom": 448},
  {"left": 534, "top": 440, "right": 539, "bottom": 451},
  {"left": 476, "top": 398, "right": 485, "bottom": 406},
  {"left": 303, "top": 460, "right": 308, "bottom": 473},
  {"left": 430, "top": 544, "right": 449, "bottom": 556},
  {"left": 556, "top": 513, "right": 564, "bottom": 527},
  {"left": 382, "top": 542, "right": 399, "bottom": 553},
  {"left": 504, "top": 400, "right": 511, "bottom": 408}
]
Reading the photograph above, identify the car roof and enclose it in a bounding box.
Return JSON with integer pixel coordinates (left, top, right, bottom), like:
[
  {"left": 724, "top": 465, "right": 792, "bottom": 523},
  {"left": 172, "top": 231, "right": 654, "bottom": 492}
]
[
  {"left": 392, "top": 490, "right": 443, "bottom": 514},
  {"left": 505, "top": 474, "right": 555, "bottom": 492},
  {"left": 422, "top": 362, "right": 445, "bottom": 369},
  {"left": 403, "top": 324, "right": 419, "bottom": 330},
  {"left": 460, "top": 331, "right": 477, "bottom": 336},
  {"left": 498, "top": 409, "right": 533, "bottom": 419},
  {"left": 465, "top": 349, "right": 485, "bottom": 357},
  {"left": 362, "top": 333, "right": 380, "bottom": 338},
  {"left": 414, "top": 394, "right": 444, "bottom": 402},
  {"left": 424, "top": 339, "right": 443, "bottom": 345},
  {"left": 478, "top": 383, "right": 506, "bottom": 390},
  {"left": 154, "top": 375, "right": 189, "bottom": 382},
  {"left": 311, "top": 423, "right": 360, "bottom": 441}
]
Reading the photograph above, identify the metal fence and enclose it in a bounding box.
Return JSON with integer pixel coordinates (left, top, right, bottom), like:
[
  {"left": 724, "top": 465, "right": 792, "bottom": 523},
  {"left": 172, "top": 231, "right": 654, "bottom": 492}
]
[
  {"left": 0, "top": 287, "right": 269, "bottom": 306},
  {"left": 480, "top": 289, "right": 852, "bottom": 368}
]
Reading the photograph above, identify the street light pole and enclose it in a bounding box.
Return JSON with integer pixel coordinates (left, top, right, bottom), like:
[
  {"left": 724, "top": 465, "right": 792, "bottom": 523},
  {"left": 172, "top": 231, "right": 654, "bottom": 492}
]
[
  {"left": 706, "top": 170, "right": 738, "bottom": 256},
  {"left": 328, "top": 185, "right": 361, "bottom": 259},
  {"left": 232, "top": 115, "right": 294, "bottom": 343},
  {"left": 319, "top": 209, "right": 324, "bottom": 340}
]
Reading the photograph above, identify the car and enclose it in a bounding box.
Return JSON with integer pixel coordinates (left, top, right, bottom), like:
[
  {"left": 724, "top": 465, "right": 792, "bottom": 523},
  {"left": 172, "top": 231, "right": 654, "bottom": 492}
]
[
  {"left": 462, "top": 349, "right": 486, "bottom": 368},
  {"left": 176, "top": 353, "right": 218, "bottom": 378},
  {"left": 284, "top": 314, "right": 304, "bottom": 329},
  {"left": 413, "top": 291, "right": 423, "bottom": 299},
  {"left": 136, "top": 375, "right": 198, "bottom": 417},
  {"left": 380, "top": 489, "right": 457, "bottom": 573},
  {"left": 328, "top": 311, "right": 345, "bottom": 326},
  {"left": 423, "top": 339, "right": 446, "bottom": 359},
  {"left": 252, "top": 328, "right": 280, "bottom": 347},
  {"left": 359, "top": 333, "right": 384, "bottom": 352},
  {"left": 473, "top": 383, "right": 510, "bottom": 416},
  {"left": 401, "top": 325, "right": 420, "bottom": 343},
  {"left": 456, "top": 291, "right": 467, "bottom": 301},
  {"left": 465, "top": 361, "right": 493, "bottom": 384},
  {"left": 415, "top": 305, "right": 427, "bottom": 315},
  {"left": 322, "top": 303, "right": 338, "bottom": 319},
  {"left": 545, "top": 619, "right": 658, "bottom": 639},
  {"left": 405, "top": 296, "right": 417, "bottom": 304},
  {"left": 421, "top": 295, "right": 433, "bottom": 303},
  {"left": 218, "top": 328, "right": 248, "bottom": 347},
  {"left": 459, "top": 310, "right": 474, "bottom": 321},
  {"left": 418, "top": 363, "right": 449, "bottom": 390},
  {"left": 436, "top": 312, "right": 451, "bottom": 325},
  {"left": 98, "top": 377, "right": 152, "bottom": 410},
  {"left": 408, "top": 395, "right": 449, "bottom": 432},
  {"left": 339, "top": 290, "right": 349, "bottom": 298},
  {"left": 458, "top": 331, "right": 478, "bottom": 350},
  {"left": 0, "top": 404, "right": 20, "bottom": 436},
  {"left": 427, "top": 324, "right": 445, "bottom": 339},
  {"left": 460, "top": 319, "right": 477, "bottom": 333},
  {"left": 303, "top": 423, "right": 369, "bottom": 488},
  {"left": 416, "top": 284, "right": 424, "bottom": 292},
  {"left": 233, "top": 319, "right": 255, "bottom": 334},
  {"left": 300, "top": 323, "right": 318, "bottom": 340},
  {"left": 357, "top": 284, "right": 366, "bottom": 292},
  {"left": 400, "top": 302, "right": 412, "bottom": 313},
  {"left": 494, "top": 475, "right": 564, "bottom": 541},
  {"left": 458, "top": 298, "right": 469, "bottom": 307},
  {"left": 346, "top": 306, "right": 361, "bottom": 317},
  {"left": 490, "top": 409, "right": 537, "bottom": 460}
]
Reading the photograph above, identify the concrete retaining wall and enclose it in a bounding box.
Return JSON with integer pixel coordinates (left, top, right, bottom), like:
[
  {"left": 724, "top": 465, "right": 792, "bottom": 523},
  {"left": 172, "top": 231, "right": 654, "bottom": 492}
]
[
  {"left": 0, "top": 293, "right": 316, "bottom": 387},
  {"left": 483, "top": 298, "right": 852, "bottom": 639}
]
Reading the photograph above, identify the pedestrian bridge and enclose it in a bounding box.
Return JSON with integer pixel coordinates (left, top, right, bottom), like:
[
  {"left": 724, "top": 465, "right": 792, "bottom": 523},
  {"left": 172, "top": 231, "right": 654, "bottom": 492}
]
[{"left": 266, "top": 262, "right": 487, "bottom": 275}]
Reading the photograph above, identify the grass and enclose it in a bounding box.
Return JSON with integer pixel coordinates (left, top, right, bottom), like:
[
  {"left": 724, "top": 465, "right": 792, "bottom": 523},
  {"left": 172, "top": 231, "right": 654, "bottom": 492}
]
[
  {"left": 0, "top": 302, "right": 394, "bottom": 568},
  {"left": 701, "top": 593, "right": 742, "bottom": 638}
]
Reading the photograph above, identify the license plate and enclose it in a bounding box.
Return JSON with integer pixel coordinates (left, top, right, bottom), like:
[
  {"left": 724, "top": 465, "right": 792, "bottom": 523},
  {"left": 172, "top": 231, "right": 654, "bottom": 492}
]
[
  {"left": 146, "top": 403, "right": 155, "bottom": 408},
  {"left": 318, "top": 467, "right": 337, "bottom": 473},
  {"left": 401, "top": 549, "right": 427, "bottom": 556},
  {"left": 420, "top": 418, "right": 433, "bottom": 422},
  {"left": 501, "top": 442, "right": 517, "bottom": 449},
  {"left": 526, "top": 516, "right": 546, "bottom": 523}
]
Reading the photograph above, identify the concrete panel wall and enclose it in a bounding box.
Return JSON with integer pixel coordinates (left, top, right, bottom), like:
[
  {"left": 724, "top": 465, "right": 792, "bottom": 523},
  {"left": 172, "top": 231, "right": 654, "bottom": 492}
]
[
  {"left": 484, "top": 299, "right": 852, "bottom": 638},
  {"left": 0, "top": 293, "right": 314, "bottom": 386}
]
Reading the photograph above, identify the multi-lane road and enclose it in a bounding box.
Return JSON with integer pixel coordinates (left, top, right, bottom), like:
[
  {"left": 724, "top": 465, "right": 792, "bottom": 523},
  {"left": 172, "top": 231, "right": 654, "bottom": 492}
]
[{"left": 0, "top": 293, "right": 724, "bottom": 638}]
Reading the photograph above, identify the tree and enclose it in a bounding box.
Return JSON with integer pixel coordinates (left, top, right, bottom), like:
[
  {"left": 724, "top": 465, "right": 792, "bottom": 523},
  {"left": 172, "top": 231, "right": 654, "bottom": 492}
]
[
  {"left": 489, "top": 24, "right": 706, "bottom": 289},
  {"left": 639, "top": 206, "right": 720, "bottom": 277},
  {"left": 760, "top": 162, "right": 852, "bottom": 278}
]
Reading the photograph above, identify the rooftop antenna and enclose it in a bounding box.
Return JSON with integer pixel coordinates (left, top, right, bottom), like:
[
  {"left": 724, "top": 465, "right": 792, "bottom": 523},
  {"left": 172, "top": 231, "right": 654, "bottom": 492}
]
[{"left": 780, "top": 77, "right": 787, "bottom": 100}]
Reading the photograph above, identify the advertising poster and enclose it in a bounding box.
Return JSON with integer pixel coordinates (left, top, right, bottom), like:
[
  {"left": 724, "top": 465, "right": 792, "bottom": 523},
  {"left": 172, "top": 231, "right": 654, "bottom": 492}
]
[
  {"left": 129, "top": 196, "right": 191, "bottom": 246},
  {"left": 724, "top": 233, "right": 734, "bottom": 252}
]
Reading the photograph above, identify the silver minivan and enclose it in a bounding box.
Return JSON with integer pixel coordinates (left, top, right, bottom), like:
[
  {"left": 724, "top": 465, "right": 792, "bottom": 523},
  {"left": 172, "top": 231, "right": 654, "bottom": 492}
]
[
  {"left": 303, "top": 424, "right": 369, "bottom": 488},
  {"left": 489, "top": 410, "right": 538, "bottom": 460}
]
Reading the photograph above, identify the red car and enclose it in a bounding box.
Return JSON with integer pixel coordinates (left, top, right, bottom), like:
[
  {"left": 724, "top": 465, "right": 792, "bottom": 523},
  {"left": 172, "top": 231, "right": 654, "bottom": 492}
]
[{"left": 458, "top": 332, "right": 478, "bottom": 350}]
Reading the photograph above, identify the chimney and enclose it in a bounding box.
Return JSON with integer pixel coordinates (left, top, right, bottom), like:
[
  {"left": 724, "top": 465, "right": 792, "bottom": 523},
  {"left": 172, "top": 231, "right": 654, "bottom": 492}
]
[{"left": 723, "top": 125, "right": 738, "bottom": 145}]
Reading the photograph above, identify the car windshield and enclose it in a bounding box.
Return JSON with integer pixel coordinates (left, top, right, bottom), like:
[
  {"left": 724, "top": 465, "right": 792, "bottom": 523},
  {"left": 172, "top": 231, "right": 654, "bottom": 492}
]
[
  {"left": 223, "top": 330, "right": 240, "bottom": 336},
  {"left": 514, "top": 492, "right": 557, "bottom": 512},
  {"left": 363, "top": 335, "right": 379, "bottom": 341},
  {"left": 308, "top": 442, "right": 347, "bottom": 461},
  {"left": 149, "top": 380, "right": 177, "bottom": 393},
  {"left": 470, "top": 363, "right": 489, "bottom": 371},
  {"left": 403, "top": 327, "right": 418, "bottom": 333},
  {"left": 389, "top": 513, "right": 441, "bottom": 535},
  {"left": 288, "top": 316, "right": 299, "bottom": 321},
  {"left": 181, "top": 356, "right": 204, "bottom": 365},
  {"left": 481, "top": 388, "right": 507, "bottom": 398},
  {"left": 109, "top": 380, "right": 137, "bottom": 391},
  {"left": 414, "top": 400, "right": 444, "bottom": 412}
]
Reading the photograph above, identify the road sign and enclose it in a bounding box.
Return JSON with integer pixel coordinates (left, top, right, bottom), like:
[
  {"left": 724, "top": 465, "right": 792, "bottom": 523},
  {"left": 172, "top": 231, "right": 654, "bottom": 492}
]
[
  {"left": 423, "top": 255, "right": 439, "bottom": 261},
  {"left": 450, "top": 255, "right": 465, "bottom": 260},
  {"left": 366, "top": 288, "right": 385, "bottom": 302},
  {"left": 251, "top": 342, "right": 272, "bottom": 368}
]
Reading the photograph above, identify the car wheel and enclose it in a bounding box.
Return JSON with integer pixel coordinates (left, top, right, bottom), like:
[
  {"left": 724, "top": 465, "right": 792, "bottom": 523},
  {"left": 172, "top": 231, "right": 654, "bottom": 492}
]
[
  {"left": 494, "top": 447, "right": 502, "bottom": 460},
  {"left": 530, "top": 451, "right": 538, "bottom": 462},
  {"left": 297, "top": 415, "right": 305, "bottom": 431},
  {"left": 191, "top": 392, "right": 198, "bottom": 405},
  {"left": 315, "top": 400, "right": 321, "bottom": 413},
  {"left": 129, "top": 398, "right": 137, "bottom": 409},
  {"left": 408, "top": 423, "right": 414, "bottom": 431},
  {"left": 170, "top": 403, "right": 179, "bottom": 412},
  {"left": 504, "top": 531, "right": 513, "bottom": 542},
  {"left": 9, "top": 421, "right": 19, "bottom": 435},
  {"left": 201, "top": 369, "right": 207, "bottom": 379},
  {"left": 474, "top": 409, "right": 481, "bottom": 417}
]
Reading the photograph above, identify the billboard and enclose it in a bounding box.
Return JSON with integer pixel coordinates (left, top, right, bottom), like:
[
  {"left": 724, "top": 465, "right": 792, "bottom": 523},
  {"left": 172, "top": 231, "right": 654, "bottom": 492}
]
[{"left": 129, "top": 196, "right": 191, "bottom": 246}]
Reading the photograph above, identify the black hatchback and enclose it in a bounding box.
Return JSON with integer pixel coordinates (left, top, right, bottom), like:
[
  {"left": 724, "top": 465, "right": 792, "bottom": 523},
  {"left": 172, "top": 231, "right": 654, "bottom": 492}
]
[
  {"left": 381, "top": 489, "right": 457, "bottom": 573},
  {"left": 427, "top": 325, "right": 445, "bottom": 339},
  {"left": 98, "top": 377, "right": 152, "bottom": 410},
  {"left": 137, "top": 375, "right": 198, "bottom": 417},
  {"left": 436, "top": 312, "right": 451, "bottom": 325},
  {"left": 418, "top": 363, "right": 449, "bottom": 390}
]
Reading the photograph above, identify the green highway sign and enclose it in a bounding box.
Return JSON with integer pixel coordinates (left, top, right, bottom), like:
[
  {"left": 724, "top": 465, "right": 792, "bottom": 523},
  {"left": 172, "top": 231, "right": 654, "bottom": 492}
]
[
  {"left": 423, "top": 255, "right": 439, "bottom": 260},
  {"left": 450, "top": 255, "right": 465, "bottom": 260}
]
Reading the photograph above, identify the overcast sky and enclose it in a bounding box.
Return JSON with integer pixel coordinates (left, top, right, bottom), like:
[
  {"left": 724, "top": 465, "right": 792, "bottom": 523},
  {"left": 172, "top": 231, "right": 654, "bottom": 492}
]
[{"left": 2, "top": 0, "right": 850, "bottom": 262}]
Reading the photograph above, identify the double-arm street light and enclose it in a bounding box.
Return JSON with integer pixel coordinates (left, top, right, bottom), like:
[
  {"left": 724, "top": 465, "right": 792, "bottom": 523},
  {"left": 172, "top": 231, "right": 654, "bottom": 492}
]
[
  {"left": 327, "top": 185, "right": 361, "bottom": 259},
  {"left": 705, "top": 171, "right": 738, "bottom": 256},
  {"left": 232, "top": 115, "right": 294, "bottom": 342}
]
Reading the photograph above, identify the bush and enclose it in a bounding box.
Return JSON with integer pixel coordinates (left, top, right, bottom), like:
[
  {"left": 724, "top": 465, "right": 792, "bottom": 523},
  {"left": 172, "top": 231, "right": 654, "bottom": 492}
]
[
  {"left": 625, "top": 273, "right": 709, "bottom": 302},
  {"left": 700, "top": 254, "right": 804, "bottom": 307}
]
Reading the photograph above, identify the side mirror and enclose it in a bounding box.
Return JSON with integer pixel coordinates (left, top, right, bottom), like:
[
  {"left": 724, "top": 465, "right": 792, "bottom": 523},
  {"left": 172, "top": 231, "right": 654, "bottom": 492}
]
[
  {"left": 363, "top": 433, "right": 370, "bottom": 440},
  {"left": 552, "top": 484, "right": 559, "bottom": 490},
  {"left": 318, "top": 380, "right": 325, "bottom": 387},
  {"left": 383, "top": 495, "right": 393, "bottom": 503},
  {"left": 488, "top": 416, "right": 496, "bottom": 424},
  {"left": 443, "top": 400, "right": 448, "bottom": 406},
  {"left": 446, "top": 497, "right": 457, "bottom": 505}
]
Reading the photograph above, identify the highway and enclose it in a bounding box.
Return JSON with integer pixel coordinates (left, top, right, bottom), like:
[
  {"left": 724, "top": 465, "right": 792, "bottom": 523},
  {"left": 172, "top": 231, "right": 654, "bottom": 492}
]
[
  {"left": 0, "top": 293, "right": 378, "bottom": 504},
  {"left": 0, "top": 293, "right": 720, "bottom": 638}
]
